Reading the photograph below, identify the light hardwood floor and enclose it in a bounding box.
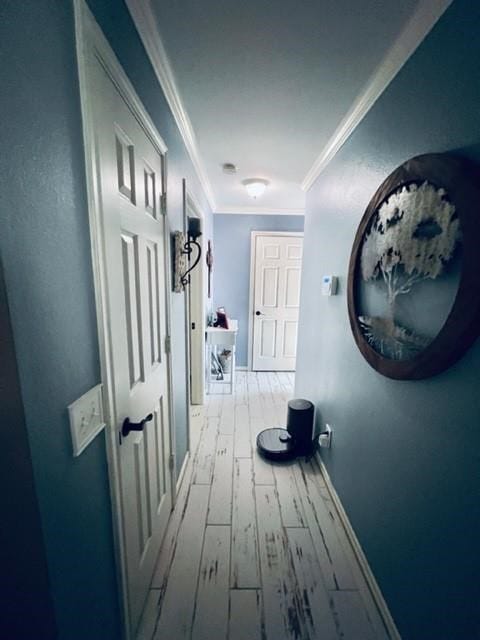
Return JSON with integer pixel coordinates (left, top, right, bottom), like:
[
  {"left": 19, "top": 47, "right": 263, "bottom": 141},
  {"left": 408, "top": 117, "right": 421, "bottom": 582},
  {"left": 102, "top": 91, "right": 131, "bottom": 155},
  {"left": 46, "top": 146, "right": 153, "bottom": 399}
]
[{"left": 137, "top": 371, "right": 391, "bottom": 640}]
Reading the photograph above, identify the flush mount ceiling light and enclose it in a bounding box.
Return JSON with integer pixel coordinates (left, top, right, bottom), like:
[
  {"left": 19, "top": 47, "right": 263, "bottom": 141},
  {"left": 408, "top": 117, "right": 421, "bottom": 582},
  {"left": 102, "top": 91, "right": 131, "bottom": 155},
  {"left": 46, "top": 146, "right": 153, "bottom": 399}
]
[{"left": 243, "top": 178, "right": 269, "bottom": 199}]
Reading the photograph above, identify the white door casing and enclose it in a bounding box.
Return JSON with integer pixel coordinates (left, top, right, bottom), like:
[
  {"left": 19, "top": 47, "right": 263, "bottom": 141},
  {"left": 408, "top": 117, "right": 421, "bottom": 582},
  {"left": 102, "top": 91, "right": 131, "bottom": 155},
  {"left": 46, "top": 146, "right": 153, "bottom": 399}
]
[
  {"left": 93, "top": 63, "right": 172, "bottom": 633},
  {"left": 186, "top": 193, "right": 205, "bottom": 406},
  {"left": 75, "top": 3, "right": 174, "bottom": 637},
  {"left": 178, "top": 184, "right": 206, "bottom": 494},
  {"left": 250, "top": 233, "right": 303, "bottom": 371}
]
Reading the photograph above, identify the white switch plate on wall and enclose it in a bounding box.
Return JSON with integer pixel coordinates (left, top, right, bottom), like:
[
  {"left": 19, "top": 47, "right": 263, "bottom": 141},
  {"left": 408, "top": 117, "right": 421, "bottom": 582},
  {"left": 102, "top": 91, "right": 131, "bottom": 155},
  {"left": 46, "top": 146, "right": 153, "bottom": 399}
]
[
  {"left": 321, "top": 275, "right": 338, "bottom": 296},
  {"left": 68, "top": 384, "right": 105, "bottom": 457}
]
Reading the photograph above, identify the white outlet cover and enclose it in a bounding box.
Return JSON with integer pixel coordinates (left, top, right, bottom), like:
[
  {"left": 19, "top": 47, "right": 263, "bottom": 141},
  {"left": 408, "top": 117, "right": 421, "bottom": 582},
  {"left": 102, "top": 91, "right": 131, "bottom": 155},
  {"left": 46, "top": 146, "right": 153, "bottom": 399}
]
[{"left": 68, "top": 384, "right": 105, "bottom": 457}]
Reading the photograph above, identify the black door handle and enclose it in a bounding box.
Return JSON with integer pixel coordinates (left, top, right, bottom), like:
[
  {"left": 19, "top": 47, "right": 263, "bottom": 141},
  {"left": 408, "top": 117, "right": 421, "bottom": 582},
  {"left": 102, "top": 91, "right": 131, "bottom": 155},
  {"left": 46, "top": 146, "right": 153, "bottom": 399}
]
[
  {"left": 122, "top": 413, "right": 153, "bottom": 438},
  {"left": 255, "top": 310, "right": 264, "bottom": 316}
]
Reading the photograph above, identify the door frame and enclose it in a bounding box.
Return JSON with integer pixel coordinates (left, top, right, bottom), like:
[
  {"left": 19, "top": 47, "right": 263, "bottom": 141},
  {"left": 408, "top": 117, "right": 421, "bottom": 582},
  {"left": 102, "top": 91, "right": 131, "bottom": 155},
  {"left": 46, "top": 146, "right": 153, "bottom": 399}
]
[
  {"left": 75, "top": 2, "right": 176, "bottom": 637},
  {"left": 178, "top": 183, "right": 205, "bottom": 494},
  {"left": 185, "top": 190, "right": 206, "bottom": 406},
  {"left": 247, "top": 231, "right": 304, "bottom": 371}
]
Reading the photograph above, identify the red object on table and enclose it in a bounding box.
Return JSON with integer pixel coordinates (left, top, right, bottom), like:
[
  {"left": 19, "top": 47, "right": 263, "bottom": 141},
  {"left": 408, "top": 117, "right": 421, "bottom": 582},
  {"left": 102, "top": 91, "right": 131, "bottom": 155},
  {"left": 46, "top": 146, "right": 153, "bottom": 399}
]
[{"left": 215, "top": 307, "right": 229, "bottom": 329}]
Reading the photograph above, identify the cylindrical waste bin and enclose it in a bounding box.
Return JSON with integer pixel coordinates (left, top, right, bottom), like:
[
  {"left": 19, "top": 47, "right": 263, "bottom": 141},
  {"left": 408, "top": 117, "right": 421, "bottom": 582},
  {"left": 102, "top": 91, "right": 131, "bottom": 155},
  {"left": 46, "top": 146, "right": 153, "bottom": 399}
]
[{"left": 286, "top": 399, "right": 315, "bottom": 454}]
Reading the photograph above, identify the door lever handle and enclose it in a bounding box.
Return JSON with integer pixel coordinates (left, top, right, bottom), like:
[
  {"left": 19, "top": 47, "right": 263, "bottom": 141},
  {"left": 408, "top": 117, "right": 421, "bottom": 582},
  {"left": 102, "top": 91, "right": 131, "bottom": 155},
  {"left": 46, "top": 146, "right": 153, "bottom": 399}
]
[{"left": 122, "top": 413, "right": 153, "bottom": 438}]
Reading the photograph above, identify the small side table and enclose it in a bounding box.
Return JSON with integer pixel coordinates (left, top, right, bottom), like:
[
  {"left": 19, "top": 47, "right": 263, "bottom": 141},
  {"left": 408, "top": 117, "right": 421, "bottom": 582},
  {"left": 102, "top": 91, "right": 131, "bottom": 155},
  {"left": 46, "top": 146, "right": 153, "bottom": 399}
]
[{"left": 205, "top": 320, "right": 238, "bottom": 394}]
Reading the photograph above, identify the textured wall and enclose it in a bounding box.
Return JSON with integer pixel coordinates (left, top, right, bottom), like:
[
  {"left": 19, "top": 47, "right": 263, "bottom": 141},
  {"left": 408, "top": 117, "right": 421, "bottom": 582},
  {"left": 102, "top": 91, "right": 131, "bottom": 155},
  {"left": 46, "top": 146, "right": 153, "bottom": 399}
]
[
  {"left": 0, "top": 2, "right": 120, "bottom": 637},
  {"left": 0, "top": 1, "right": 212, "bottom": 637},
  {"left": 295, "top": 2, "right": 480, "bottom": 638},
  {"left": 0, "top": 258, "right": 57, "bottom": 639},
  {"left": 213, "top": 214, "right": 304, "bottom": 366}
]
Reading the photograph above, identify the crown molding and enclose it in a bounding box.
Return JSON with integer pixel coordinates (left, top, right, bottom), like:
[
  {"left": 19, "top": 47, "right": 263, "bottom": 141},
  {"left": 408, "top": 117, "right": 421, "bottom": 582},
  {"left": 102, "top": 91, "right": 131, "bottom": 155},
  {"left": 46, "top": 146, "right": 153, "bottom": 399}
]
[
  {"left": 125, "top": 0, "right": 217, "bottom": 211},
  {"left": 301, "top": 0, "right": 453, "bottom": 192},
  {"left": 186, "top": 189, "right": 204, "bottom": 219},
  {"left": 127, "top": 0, "right": 452, "bottom": 210},
  {"left": 213, "top": 206, "right": 304, "bottom": 216}
]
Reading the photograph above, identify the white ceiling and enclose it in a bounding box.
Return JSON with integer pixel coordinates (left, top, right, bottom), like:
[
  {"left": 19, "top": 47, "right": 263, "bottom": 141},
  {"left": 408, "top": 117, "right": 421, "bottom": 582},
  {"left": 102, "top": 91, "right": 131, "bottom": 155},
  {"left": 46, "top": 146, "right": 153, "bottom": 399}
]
[{"left": 128, "top": 1, "right": 452, "bottom": 214}]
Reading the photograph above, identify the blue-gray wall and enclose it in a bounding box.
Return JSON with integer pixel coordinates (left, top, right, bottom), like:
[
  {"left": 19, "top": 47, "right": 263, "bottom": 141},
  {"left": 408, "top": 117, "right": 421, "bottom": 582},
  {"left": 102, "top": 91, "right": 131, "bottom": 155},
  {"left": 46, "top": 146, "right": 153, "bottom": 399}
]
[
  {"left": 213, "top": 214, "right": 304, "bottom": 366},
  {"left": 295, "top": 2, "right": 480, "bottom": 638},
  {"left": 0, "top": 1, "right": 212, "bottom": 638},
  {"left": 1, "top": 257, "right": 57, "bottom": 639}
]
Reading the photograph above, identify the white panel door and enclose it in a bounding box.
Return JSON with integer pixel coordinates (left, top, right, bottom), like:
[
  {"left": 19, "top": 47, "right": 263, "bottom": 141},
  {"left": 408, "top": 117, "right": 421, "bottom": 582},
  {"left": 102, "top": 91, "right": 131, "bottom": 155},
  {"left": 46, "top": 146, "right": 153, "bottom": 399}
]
[
  {"left": 252, "top": 234, "right": 303, "bottom": 371},
  {"left": 91, "top": 61, "right": 172, "bottom": 634}
]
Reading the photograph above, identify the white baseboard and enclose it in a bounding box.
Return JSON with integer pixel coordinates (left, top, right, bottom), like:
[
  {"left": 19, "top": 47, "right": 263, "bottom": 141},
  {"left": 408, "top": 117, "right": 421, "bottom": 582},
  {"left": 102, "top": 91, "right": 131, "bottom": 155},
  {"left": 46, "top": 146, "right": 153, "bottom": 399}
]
[
  {"left": 316, "top": 453, "right": 401, "bottom": 640},
  {"left": 235, "top": 365, "right": 248, "bottom": 371},
  {"left": 175, "top": 451, "right": 190, "bottom": 495}
]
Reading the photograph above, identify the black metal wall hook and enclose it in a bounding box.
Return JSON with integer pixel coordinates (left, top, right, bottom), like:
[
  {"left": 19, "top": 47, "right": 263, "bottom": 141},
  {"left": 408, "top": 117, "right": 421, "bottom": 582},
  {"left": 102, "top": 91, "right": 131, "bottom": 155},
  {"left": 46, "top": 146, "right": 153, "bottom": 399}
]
[{"left": 122, "top": 413, "right": 153, "bottom": 438}]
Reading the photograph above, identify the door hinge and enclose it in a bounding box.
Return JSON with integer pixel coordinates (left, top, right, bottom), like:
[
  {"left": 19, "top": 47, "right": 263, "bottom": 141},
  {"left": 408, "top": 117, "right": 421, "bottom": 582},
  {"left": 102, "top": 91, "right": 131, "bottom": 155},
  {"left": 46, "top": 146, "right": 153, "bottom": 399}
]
[
  {"left": 169, "top": 454, "right": 175, "bottom": 471},
  {"left": 191, "top": 321, "right": 196, "bottom": 330},
  {"left": 160, "top": 192, "right": 167, "bottom": 216},
  {"left": 164, "top": 335, "right": 171, "bottom": 354}
]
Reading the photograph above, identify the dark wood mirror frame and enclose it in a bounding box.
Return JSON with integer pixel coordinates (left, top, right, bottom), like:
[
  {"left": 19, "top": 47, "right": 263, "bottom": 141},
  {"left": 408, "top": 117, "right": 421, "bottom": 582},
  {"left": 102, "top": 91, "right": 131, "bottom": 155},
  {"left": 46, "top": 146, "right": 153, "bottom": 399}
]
[{"left": 347, "top": 153, "right": 480, "bottom": 380}]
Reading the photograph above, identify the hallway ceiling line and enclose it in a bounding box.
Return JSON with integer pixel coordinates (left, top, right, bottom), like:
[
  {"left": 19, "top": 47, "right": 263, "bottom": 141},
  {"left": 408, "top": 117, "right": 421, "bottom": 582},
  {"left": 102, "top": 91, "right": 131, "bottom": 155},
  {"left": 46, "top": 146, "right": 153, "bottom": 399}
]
[
  {"left": 126, "top": 0, "right": 452, "bottom": 216},
  {"left": 213, "top": 206, "right": 305, "bottom": 216},
  {"left": 301, "top": 0, "right": 453, "bottom": 191},
  {"left": 126, "top": 0, "right": 217, "bottom": 212}
]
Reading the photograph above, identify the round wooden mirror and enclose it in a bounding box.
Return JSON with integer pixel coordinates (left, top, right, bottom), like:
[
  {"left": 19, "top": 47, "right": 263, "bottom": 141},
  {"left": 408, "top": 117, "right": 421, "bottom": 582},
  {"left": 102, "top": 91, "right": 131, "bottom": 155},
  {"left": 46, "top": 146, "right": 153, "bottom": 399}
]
[{"left": 347, "top": 153, "right": 480, "bottom": 379}]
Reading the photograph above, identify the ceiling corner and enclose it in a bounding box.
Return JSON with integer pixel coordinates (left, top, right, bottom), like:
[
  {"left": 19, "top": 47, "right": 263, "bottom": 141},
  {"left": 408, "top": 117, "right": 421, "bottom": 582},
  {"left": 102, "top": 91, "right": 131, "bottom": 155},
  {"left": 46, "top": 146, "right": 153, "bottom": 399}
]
[
  {"left": 301, "top": 0, "right": 454, "bottom": 192},
  {"left": 125, "top": 0, "right": 217, "bottom": 212}
]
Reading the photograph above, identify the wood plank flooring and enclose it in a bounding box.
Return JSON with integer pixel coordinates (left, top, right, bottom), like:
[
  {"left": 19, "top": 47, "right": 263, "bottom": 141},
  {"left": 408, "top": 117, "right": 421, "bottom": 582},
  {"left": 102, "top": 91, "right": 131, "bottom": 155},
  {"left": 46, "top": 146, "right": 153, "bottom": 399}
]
[{"left": 138, "top": 372, "right": 391, "bottom": 640}]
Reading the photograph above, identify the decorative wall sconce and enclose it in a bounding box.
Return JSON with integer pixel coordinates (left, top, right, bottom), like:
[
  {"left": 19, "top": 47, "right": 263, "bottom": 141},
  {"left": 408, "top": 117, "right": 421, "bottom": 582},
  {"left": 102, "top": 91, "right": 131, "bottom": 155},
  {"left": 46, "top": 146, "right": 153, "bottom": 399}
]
[
  {"left": 174, "top": 217, "right": 202, "bottom": 292},
  {"left": 206, "top": 239, "right": 213, "bottom": 299}
]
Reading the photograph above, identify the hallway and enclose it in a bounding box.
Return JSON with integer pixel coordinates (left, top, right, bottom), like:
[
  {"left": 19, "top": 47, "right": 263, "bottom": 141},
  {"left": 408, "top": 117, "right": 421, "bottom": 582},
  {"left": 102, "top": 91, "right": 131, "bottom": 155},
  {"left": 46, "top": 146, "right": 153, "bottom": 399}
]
[{"left": 137, "top": 372, "right": 390, "bottom": 640}]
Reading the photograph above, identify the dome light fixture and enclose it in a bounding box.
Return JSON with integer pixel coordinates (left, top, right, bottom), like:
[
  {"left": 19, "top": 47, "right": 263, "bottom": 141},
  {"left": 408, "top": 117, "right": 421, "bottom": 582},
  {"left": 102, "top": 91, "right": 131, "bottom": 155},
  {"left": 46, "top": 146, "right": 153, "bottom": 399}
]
[{"left": 243, "top": 178, "right": 269, "bottom": 199}]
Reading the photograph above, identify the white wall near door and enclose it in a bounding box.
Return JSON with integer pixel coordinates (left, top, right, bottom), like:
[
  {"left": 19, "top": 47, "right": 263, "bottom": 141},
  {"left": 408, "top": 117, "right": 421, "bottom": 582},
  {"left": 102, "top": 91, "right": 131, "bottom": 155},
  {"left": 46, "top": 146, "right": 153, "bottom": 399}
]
[{"left": 249, "top": 232, "right": 304, "bottom": 371}]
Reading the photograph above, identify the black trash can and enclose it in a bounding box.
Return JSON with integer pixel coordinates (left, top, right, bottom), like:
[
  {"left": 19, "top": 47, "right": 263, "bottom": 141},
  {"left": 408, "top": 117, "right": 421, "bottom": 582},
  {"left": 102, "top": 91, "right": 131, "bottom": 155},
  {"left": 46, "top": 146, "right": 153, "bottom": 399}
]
[
  {"left": 256, "top": 398, "right": 315, "bottom": 461},
  {"left": 286, "top": 398, "right": 315, "bottom": 455}
]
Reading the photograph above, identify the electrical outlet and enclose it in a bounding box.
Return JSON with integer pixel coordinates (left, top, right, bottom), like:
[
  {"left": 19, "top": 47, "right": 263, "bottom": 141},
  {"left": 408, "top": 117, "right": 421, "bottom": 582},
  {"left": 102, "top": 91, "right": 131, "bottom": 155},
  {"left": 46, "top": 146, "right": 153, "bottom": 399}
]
[
  {"left": 68, "top": 384, "right": 105, "bottom": 456},
  {"left": 319, "top": 423, "right": 332, "bottom": 449}
]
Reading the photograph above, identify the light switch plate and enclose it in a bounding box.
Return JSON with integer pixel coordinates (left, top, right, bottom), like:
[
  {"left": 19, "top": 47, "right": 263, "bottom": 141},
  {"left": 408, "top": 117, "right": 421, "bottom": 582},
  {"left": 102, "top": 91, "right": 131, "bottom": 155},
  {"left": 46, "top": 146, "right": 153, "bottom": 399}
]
[
  {"left": 68, "top": 384, "right": 105, "bottom": 457},
  {"left": 322, "top": 275, "right": 338, "bottom": 296}
]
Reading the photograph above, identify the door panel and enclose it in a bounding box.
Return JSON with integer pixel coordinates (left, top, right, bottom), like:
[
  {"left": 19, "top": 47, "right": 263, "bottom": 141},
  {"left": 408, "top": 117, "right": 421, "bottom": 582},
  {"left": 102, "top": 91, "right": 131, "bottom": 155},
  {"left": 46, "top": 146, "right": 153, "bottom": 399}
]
[
  {"left": 143, "top": 164, "right": 157, "bottom": 218},
  {"left": 263, "top": 243, "right": 280, "bottom": 259},
  {"left": 287, "top": 243, "right": 303, "bottom": 260},
  {"left": 285, "top": 267, "right": 301, "bottom": 307},
  {"left": 115, "top": 126, "right": 136, "bottom": 203},
  {"left": 146, "top": 241, "right": 162, "bottom": 367},
  {"left": 260, "top": 319, "right": 277, "bottom": 358},
  {"left": 122, "top": 233, "right": 144, "bottom": 388},
  {"left": 252, "top": 234, "right": 303, "bottom": 371},
  {"left": 91, "top": 59, "right": 172, "bottom": 635},
  {"left": 283, "top": 320, "right": 298, "bottom": 357},
  {"left": 261, "top": 267, "right": 279, "bottom": 307}
]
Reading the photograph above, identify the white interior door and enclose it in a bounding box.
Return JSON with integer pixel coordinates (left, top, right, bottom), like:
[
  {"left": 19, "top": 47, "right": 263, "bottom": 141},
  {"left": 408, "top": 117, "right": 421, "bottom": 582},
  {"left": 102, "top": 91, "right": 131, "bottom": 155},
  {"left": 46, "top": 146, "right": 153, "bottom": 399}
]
[
  {"left": 91, "top": 59, "right": 172, "bottom": 634},
  {"left": 187, "top": 204, "right": 205, "bottom": 406},
  {"left": 252, "top": 233, "right": 303, "bottom": 371}
]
